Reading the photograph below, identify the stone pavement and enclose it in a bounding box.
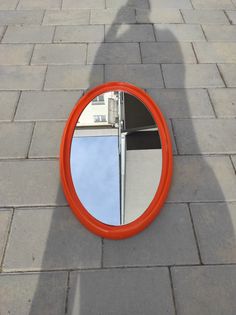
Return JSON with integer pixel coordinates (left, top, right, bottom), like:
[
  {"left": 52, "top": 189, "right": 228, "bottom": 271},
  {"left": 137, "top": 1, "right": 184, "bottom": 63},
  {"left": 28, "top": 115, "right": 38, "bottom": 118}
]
[{"left": 0, "top": 0, "right": 236, "bottom": 314}]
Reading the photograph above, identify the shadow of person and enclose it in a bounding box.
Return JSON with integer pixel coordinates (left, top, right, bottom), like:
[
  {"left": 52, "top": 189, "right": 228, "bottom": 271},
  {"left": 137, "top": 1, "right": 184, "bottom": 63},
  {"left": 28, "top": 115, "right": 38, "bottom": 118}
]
[{"left": 28, "top": 0, "right": 236, "bottom": 314}]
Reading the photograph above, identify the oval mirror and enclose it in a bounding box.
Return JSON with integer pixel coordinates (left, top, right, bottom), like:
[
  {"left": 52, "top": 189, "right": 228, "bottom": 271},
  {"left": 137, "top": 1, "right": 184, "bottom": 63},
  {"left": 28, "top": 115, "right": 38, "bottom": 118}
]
[{"left": 60, "top": 82, "right": 172, "bottom": 239}]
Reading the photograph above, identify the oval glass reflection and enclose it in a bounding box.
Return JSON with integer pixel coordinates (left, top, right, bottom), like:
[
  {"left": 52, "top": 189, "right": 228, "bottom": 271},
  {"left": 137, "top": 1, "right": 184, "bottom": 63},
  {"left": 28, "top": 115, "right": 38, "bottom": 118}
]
[{"left": 70, "top": 91, "right": 162, "bottom": 226}]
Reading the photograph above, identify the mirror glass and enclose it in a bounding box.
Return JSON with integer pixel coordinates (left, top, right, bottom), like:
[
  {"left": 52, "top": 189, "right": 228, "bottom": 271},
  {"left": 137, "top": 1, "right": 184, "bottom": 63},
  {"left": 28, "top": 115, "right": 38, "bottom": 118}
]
[{"left": 70, "top": 91, "right": 162, "bottom": 226}]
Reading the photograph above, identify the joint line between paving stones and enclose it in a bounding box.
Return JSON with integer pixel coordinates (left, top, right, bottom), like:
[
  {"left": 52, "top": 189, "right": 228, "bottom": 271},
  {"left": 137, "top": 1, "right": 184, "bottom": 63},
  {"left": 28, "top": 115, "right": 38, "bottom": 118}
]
[
  {"left": 191, "top": 42, "right": 199, "bottom": 64},
  {"left": 12, "top": 91, "right": 22, "bottom": 121},
  {"left": 229, "top": 155, "right": 236, "bottom": 174},
  {"left": 41, "top": 10, "right": 47, "bottom": 25},
  {"left": 27, "top": 121, "right": 36, "bottom": 159},
  {"left": 0, "top": 208, "right": 15, "bottom": 271},
  {"left": 223, "top": 10, "right": 232, "bottom": 24},
  {"left": 206, "top": 89, "right": 218, "bottom": 118},
  {"left": 179, "top": 10, "right": 186, "bottom": 24},
  {"left": 200, "top": 25, "right": 208, "bottom": 41},
  {"left": 0, "top": 26, "right": 8, "bottom": 43},
  {"left": 189, "top": 0, "right": 195, "bottom": 9},
  {"left": 64, "top": 271, "right": 70, "bottom": 314},
  {"left": 160, "top": 64, "right": 166, "bottom": 89},
  {"left": 52, "top": 26, "right": 57, "bottom": 43},
  {"left": 85, "top": 43, "right": 88, "bottom": 64},
  {"left": 138, "top": 42, "right": 143, "bottom": 63},
  {"left": 42, "top": 65, "right": 49, "bottom": 90},
  {"left": 88, "top": 9, "right": 92, "bottom": 24},
  {"left": 29, "top": 44, "right": 36, "bottom": 65},
  {"left": 169, "top": 118, "right": 179, "bottom": 154},
  {"left": 168, "top": 267, "right": 178, "bottom": 315},
  {"left": 187, "top": 203, "right": 203, "bottom": 265},
  {"left": 15, "top": 0, "right": 21, "bottom": 10},
  {"left": 216, "top": 63, "right": 227, "bottom": 88}
]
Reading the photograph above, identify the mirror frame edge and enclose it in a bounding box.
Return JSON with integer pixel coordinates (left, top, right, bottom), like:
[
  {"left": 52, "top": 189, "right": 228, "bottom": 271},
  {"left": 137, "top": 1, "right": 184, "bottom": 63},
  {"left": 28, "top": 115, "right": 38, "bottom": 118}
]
[{"left": 60, "top": 82, "right": 173, "bottom": 239}]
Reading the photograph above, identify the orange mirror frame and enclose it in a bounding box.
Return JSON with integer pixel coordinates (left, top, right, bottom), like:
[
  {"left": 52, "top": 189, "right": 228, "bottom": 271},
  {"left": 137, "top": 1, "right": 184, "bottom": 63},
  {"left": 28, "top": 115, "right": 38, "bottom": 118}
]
[{"left": 60, "top": 82, "right": 173, "bottom": 239}]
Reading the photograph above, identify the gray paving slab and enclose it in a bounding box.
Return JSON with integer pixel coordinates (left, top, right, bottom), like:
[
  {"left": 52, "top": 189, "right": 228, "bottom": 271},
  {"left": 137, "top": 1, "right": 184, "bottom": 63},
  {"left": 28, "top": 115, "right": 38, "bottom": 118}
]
[
  {"left": 15, "top": 91, "right": 81, "bottom": 121},
  {"left": 226, "top": 10, "right": 236, "bottom": 24},
  {"left": 44, "top": 65, "right": 104, "bottom": 90},
  {"left": 148, "top": 89, "right": 214, "bottom": 118},
  {"left": 105, "top": 24, "right": 155, "bottom": 42},
  {"left": 31, "top": 44, "right": 86, "bottom": 65},
  {"left": 17, "top": 0, "right": 61, "bottom": 9},
  {"left": 29, "top": 121, "right": 65, "bottom": 157},
  {"left": 0, "top": 91, "right": 19, "bottom": 121},
  {"left": 54, "top": 25, "right": 104, "bottom": 43},
  {"left": 0, "top": 44, "right": 33, "bottom": 65},
  {"left": 182, "top": 9, "right": 229, "bottom": 24},
  {"left": 149, "top": 0, "right": 192, "bottom": 9},
  {"left": 172, "top": 265, "right": 236, "bottom": 315},
  {"left": 3, "top": 207, "right": 101, "bottom": 271},
  {"left": 0, "top": 0, "right": 18, "bottom": 9},
  {"left": 62, "top": 0, "right": 105, "bottom": 9},
  {"left": 68, "top": 268, "right": 175, "bottom": 315},
  {"left": 140, "top": 42, "right": 196, "bottom": 63},
  {"left": 0, "top": 160, "right": 66, "bottom": 206},
  {"left": 103, "top": 204, "right": 199, "bottom": 266},
  {"left": 106, "top": 0, "right": 149, "bottom": 8},
  {"left": 0, "top": 10, "right": 44, "bottom": 25},
  {"left": 0, "top": 66, "right": 46, "bottom": 90},
  {"left": 91, "top": 8, "right": 136, "bottom": 24},
  {"left": 208, "top": 88, "right": 236, "bottom": 117},
  {"left": 87, "top": 43, "right": 141, "bottom": 64},
  {"left": 194, "top": 42, "right": 236, "bottom": 63},
  {"left": 191, "top": 0, "right": 235, "bottom": 9},
  {"left": 0, "top": 122, "right": 33, "bottom": 158},
  {"left": 136, "top": 8, "right": 183, "bottom": 23},
  {"left": 190, "top": 203, "right": 236, "bottom": 263},
  {"left": 154, "top": 24, "right": 205, "bottom": 41},
  {"left": 0, "top": 209, "right": 12, "bottom": 265},
  {"left": 2, "top": 25, "right": 54, "bottom": 44},
  {"left": 173, "top": 118, "right": 236, "bottom": 154},
  {"left": 162, "top": 64, "right": 224, "bottom": 88},
  {"left": 168, "top": 156, "right": 236, "bottom": 202},
  {"left": 0, "top": 272, "right": 67, "bottom": 315},
  {"left": 105, "top": 64, "right": 164, "bottom": 88},
  {"left": 203, "top": 25, "right": 236, "bottom": 41},
  {"left": 218, "top": 64, "right": 236, "bottom": 87},
  {"left": 43, "top": 9, "right": 90, "bottom": 25}
]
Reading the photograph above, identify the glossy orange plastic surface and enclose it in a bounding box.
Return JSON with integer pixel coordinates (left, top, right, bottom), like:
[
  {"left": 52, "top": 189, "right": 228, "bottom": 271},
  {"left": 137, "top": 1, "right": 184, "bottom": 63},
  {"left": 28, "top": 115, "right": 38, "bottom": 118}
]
[{"left": 60, "top": 82, "right": 173, "bottom": 239}]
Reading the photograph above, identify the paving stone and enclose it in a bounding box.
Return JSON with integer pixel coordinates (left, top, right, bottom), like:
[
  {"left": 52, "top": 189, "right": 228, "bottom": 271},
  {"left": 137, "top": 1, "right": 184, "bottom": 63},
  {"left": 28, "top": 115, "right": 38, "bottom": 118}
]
[
  {"left": 103, "top": 204, "right": 199, "bottom": 266},
  {"left": 0, "top": 44, "right": 33, "bottom": 65},
  {"left": 3, "top": 207, "right": 101, "bottom": 270},
  {"left": 106, "top": 0, "right": 149, "bottom": 8},
  {"left": 182, "top": 9, "right": 229, "bottom": 24},
  {"left": 148, "top": 89, "right": 214, "bottom": 118},
  {"left": 209, "top": 88, "right": 236, "bottom": 117},
  {"left": 105, "top": 24, "right": 155, "bottom": 42},
  {"left": 162, "top": 64, "right": 224, "bottom": 88},
  {"left": 0, "top": 209, "right": 12, "bottom": 265},
  {"left": 68, "top": 268, "right": 175, "bottom": 315},
  {"left": 173, "top": 118, "right": 236, "bottom": 154},
  {"left": 87, "top": 43, "right": 141, "bottom": 64},
  {"left": 91, "top": 8, "right": 136, "bottom": 24},
  {"left": 0, "top": 66, "right": 46, "bottom": 90},
  {"left": 43, "top": 9, "right": 90, "bottom": 25},
  {"left": 190, "top": 203, "right": 236, "bottom": 263},
  {"left": 172, "top": 265, "right": 236, "bottom": 315},
  {"left": 0, "top": 92, "right": 19, "bottom": 121},
  {"left": 136, "top": 8, "right": 183, "bottom": 23},
  {"left": 105, "top": 65, "right": 164, "bottom": 88},
  {"left": 17, "top": 0, "right": 61, "bottom": 9},
  {"left": 0, "top": 122, "right": 33, "bottom": 158},
  {"left": 168, "top": 156, "right": 236, "bottom": 202},
  {"left": 0, "top": 0, "right": 18, "bottom": 9},
  {"left": 15, "top": 91, "right": 82, "bottom": 121},
  {"left": 191, "top": 0, "right": 235, "bottom": 9},
  {"left": 54, "top": 25, "right": 104, "bottom": 43},
  {"left": 140, "top": 42, "right": 196, "bottom": 63},
  {"left": 2, "top": 25, "right": 54, "bottom": 43},
  {"left": 44, "top": 65, "right": 104, "bottom": 90},
  {"left": 29, "top": 121, "right": 65, "bottom": 157},
  {"left": 226, "top": 10, "right": 236, "bottom": 24},
  {"left": 203, "top": 25, "right": 236, "bottom": 41},
  {"left": 31, "top": 44, "right": 86, "bottom": 65},
  {"left": 0, "top": 10, "right": 44, "bottom": 25},
  {"left": 62, "top": 0, "right": 105, "bottom": 9},
  {"left": 218, "top": 64, "right": 236, "bottom": 87},
  {"left": 0, "top": 160, "right": 66, "bottom": 206},
  {"left": 0, "top": 272, "right": 67, "bottom": 315},
  {"left": 194, "top": 42, "right": 236, "bottom": 63},
  {"left": 149, "top": 0, "right": 192, "bottom": 8},
  {"left": 154, "top": 24, "right": 205, "bottom": 41}
]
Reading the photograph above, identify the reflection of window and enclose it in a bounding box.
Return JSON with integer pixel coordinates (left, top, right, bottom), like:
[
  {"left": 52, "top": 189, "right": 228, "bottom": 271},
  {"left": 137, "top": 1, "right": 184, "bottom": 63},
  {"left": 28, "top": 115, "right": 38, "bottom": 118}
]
[
  {"left": 92, "top": 95, "right": 104, "bottom": 105},
  {"left": 93, "top": 115, "right": 107, "bottom": 122}
]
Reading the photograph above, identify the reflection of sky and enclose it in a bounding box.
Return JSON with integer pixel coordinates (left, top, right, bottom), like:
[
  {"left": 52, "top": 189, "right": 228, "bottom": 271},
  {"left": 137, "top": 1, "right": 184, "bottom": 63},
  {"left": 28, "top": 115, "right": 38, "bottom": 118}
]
[{"left": 70, "top": 136, "right": 120, "bottom": 225}]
